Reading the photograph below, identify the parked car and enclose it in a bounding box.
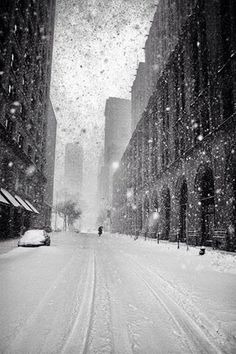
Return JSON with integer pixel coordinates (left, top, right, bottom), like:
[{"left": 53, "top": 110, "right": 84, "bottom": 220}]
[{"left": 18, "top": 229, "right": 51, "bottom": 247}]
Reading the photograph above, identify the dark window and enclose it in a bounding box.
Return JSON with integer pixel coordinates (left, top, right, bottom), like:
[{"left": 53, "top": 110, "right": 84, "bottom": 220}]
[
  {"left": 35, "top": 155, "right": 39, "bottom": 165},
  {"left": 199, "top": 14, "right": 208, "bottom": 89},
  {"left": 222, "top": 84, "right": 234, "bottom": 120},
  {"left": 193, "top": 115, "right": 201, "bottom": 143},
  {"left": 5, "top": 118, "right": 15, "bottom": 136},
  {"left": 174, "top": 126, "right": 180, "bottom": 160},
  {"left": 0, "top": 13, "right": 9, "bottom": 44},
  {"left": 201, "top": 104, "right": 210, "bottom": 136},
  {"left": 11, "top": 50, "right": 20, "bottom": 73},
  {"left": 0, "top": 57, "right": 4, "bottom": 72},
  {"left": 192, "top": 23, "right": 200, "bottom": 95},
  {"left": 220, "top": 0, "right": 232, "bottom": 61},
  {"left": 179, "top": 50, "right": 185, "bottom": 111},
  {"left": 36, "top": 132, "right": 41, "bottom": 144},
  {"left": 27, "top": 145, "right": 33, "bottom": 158},
  {"left": 21, "top": 104, "right": 27, "bottom": 121},
  {"left": 18, "top": 135, "right": 24, "bottom": 149},
  {"left": 18, "top": 0, "right": 29, "bottom": 14},
  {"left": 179, "top": 124, "right": 185, "bottom": 155}
]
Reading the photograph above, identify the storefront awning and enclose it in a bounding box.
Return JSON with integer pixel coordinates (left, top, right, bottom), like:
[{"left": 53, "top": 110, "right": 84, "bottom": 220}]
[
  {"left": 15, "top": 195, "right": 33, "bottom": 212},
  {"left": 0, "top": 193, "right": 10, "bottom": 205},
  {"left": 0, "top": 188, "right": 21, "bottom": 207},
  {"left": 25, "top": 199, "right": 40, "bottom": 214}
]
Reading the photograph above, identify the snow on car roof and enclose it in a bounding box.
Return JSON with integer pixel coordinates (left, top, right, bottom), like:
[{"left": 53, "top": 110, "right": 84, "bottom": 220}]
[
  {"left": 21, "top": 229, "right": 46, "bottom": 242},
  {"left": 24, "top": 229, "right": 44, "bottom": 236}
]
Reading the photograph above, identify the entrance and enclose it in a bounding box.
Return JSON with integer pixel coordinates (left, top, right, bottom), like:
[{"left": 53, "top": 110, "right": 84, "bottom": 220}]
[
  {"left": 179, "top": 180, "right": 188, "bottom": 241},
  {"left": 199, "top": 168, "right": 215, "bottom": 245},
  {"left": 0, "top": 204, "right": 10, "bottom": 239},
  {"left": 163, "top": 188, "right": 171, "bottom": 239}
]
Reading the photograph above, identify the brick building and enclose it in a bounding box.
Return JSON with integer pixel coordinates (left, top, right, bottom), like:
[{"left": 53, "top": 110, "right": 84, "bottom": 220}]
[
  {"left": 0, "top": 0, "right": 56, "bottom": 238},
  {"left": 112, "top": 0, "right": 236, "bottom": 251}
]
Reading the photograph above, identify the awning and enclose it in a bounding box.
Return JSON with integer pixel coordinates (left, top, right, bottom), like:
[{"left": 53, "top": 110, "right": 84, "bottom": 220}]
[
  {"left": 1, "top": 188, "right": 21, "bottom": 207},
  {"left": 15, "top": 195, "right": 33, "bottom": 212},
  {"left": 25, "top": 199, "right": 40, "bottom": 214},
  {"left": 0, "top": 193, "right": 10, "bottom": 205}
]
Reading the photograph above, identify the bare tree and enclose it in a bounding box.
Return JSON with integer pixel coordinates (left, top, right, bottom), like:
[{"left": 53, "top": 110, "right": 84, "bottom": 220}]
[{"left": 56, "top": 200, "right": 82, "bottom": 231}]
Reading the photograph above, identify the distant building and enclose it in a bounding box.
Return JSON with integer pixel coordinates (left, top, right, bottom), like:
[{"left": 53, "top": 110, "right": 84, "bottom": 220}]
[
  {"left": 0, "top": 0, "right": 56, "bottom": 238},
  {"left": 112, "top": 0, "right": 236, "bottom": 251},
  {"left": 64, "top": 143, "right": 83, "bottom": 202},
  {"left": 44, "top": 99, "right": 57, "bottom": 226},
  {"left": 104, "top": 97, "right": 131, "bottom": 209},
  {"left": 96, "top": 149, "right": 105, "bottom": 208}
]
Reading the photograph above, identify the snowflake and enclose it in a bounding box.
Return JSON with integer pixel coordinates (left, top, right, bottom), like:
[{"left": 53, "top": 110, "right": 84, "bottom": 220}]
[{"left": 197, "top": 135, "right": 203, "bottom": 141}]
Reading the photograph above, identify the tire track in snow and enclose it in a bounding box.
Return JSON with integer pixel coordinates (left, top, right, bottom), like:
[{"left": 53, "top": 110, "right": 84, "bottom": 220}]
[
  {"left": 85, "top": 250, "right": 115, "bottom": 354},
  {"left": 125, "top": 254, "right": 225, "bottom": 354},
  {"left": 61, "top": 251, "right": 96, "bottom": 354},
  {"left": 4, "top": 249, "right": 84, "bottom": 354}
]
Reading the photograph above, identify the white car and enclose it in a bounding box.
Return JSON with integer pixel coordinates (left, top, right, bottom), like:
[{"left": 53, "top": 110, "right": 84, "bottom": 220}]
[{"left": 18, "top": 229, "right": 51, "bottom": 247}]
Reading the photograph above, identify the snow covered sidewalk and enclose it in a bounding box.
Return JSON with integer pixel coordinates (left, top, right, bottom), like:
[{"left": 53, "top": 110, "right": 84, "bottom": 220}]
[{"left": 108, "top": 233, "right": 236, "bottom": 352}]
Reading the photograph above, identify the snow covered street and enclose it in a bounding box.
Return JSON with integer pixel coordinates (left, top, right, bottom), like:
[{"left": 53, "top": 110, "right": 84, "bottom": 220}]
[{"left": 0, "top": 232, "right": 236, "bottom": 354}]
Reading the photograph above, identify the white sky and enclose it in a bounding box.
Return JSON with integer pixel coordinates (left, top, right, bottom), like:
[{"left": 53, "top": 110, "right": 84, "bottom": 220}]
[{"left": 51, "top": 0, "right": 156, "bottom": 224}]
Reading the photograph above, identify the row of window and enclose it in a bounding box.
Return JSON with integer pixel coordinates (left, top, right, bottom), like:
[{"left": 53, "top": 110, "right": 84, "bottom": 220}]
[{"left": 5, "top": 117, "right": 42, "bottom": 170}]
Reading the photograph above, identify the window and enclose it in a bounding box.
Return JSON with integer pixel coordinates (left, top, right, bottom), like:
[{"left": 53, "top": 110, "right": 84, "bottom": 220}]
[
  {"left": 201, "top": 104, "right": 210, "bottom": 136},
  {"left": 35, "top": 155, "right": 40, "bottom": 166},
  {"left": 174, "top": 125, "right": 180, "bottom": 160},
  {"left": 36, "top": 132, "right": 41, "bottom": 145},
  {"left": 8, "top": 81, "right": 17, "bottom": 100},
  {"left": 191, "top": 23, "right": 200, "bottom": 95},
  {"left": 27, "top": 145, "right": 33, "bottom": 158},
  {"left": 11, "top": 50, "right": 20, "bottom": 73},
  {"left": 0, "top": 13, "right": 9, "bottom": 45},
  {"left": 199, "top": 14, "right": 208, "bottom": 89},
  {"left": 220, "top": 0, "right": 232, "bottom": 61},
  {"left": 193, "top": 115, "right": 201, "bottom": 143},
  {"left": 18, "top": 134, "right": 24, "bottom": 149},
  {"left": 5, "top": 118, "right": 15, "bottom": 136},
  {"left": 222, "top": 84, "right": 234, "bottom": 120}
]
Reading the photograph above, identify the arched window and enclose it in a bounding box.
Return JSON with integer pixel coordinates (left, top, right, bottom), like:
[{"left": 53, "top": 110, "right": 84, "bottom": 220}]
[
  {"left": 180, "top": 180, "right": 188, "bottom": 241},
  {"left": 195, "top": 165, "right": 215, "bottom": 245},
  {"left": 162, "top": 188, "right": 171, "bottom": 239}
]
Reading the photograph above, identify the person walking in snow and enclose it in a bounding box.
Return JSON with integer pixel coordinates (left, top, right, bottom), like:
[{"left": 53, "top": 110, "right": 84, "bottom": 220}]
[{"left": 98, "top": 226, "right": 103, "bottom": 237}]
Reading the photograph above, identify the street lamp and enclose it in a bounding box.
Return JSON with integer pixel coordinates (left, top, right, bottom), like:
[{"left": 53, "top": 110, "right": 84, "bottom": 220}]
[{"left": 112, "top": 161, "right": 119, "bottom": 170}]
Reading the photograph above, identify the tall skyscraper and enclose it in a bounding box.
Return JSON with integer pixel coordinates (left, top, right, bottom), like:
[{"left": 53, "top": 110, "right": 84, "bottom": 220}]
[
  {"left": 64, "top": 143, "right": 83, "bottom": 202},
  {"left": 0, "top": 0, "right": 56, "bottom": 237},
  {"left": 104, "top": 97, "right": 131, "bottom": 209}
]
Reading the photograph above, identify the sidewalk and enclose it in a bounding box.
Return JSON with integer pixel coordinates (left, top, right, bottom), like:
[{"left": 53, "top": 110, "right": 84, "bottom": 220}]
[{"left": 0, "top": 238, "right": 18, "bottom": 255}]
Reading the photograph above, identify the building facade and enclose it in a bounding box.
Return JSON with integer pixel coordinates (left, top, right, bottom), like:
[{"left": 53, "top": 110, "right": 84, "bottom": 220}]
[
  {"left": 104, "top": 97, "right": 131, "bottom": 210},
  {"left": 0, "top": 0, "right": 56, "bottom": 238},
  {"left": 131, "top": 62, "right": 149, "bottom": 133},
  {"left": 44, "top": 99, "right": 57, "bottom": 226},
  {"left": 64, "top": 143, "right": 83, "bottom": 202},
  {"left": 131, "top": 0, "right": 197, "bottom": 136},
  {"left": 112, "top": 0, "right": 236, "bottom": 251}
]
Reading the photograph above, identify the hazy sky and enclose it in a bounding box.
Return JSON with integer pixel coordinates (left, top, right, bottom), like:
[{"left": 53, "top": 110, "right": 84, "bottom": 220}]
[{"left": 51, "top": 0, "right": 156, "bottom": 224}]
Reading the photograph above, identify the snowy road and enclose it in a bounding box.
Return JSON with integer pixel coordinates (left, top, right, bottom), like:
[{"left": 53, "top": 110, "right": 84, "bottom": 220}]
[{"left": 0, "top": 232, "right": 236, "bottom": 354}]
